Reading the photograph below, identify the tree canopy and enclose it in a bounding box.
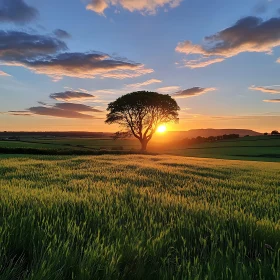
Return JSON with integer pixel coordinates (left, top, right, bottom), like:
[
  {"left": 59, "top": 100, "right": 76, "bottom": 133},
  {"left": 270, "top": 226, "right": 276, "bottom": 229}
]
[{"left": 105, "top": 91, "right": 180, "bottom": 151}]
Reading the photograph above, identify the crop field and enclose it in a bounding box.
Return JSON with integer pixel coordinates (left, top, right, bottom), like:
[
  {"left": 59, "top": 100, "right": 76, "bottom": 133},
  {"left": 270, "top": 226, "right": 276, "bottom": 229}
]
[
  {"left": 166, "top": 136, "right": 280, "bottom": 161},
  {"left": 0, "top": 135, "right": 279, "bottom": 161},
  {"left": 0, "top": 154, "right": 279, "bottom": 279},
  {"left": 0, "top": 138, "right": 141, "bottom": 151},
  {"left": 170, "top": 136, "right": 280, "bottom": 162},
  {"left": 172, "top": 146, "right": 280, "bottom": 162}
]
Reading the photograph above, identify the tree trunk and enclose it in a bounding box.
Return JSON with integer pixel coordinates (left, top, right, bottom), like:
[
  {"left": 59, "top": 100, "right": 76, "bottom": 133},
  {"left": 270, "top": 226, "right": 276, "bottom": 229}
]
[{"left": 140, "top": 139, "right": 148, "bottom": 152}]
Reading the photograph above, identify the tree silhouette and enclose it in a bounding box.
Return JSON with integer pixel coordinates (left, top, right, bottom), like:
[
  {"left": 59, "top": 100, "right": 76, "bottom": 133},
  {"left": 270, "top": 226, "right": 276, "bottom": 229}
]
[{"left": 105, "top": 91, "right": 180, "bottom": 151}]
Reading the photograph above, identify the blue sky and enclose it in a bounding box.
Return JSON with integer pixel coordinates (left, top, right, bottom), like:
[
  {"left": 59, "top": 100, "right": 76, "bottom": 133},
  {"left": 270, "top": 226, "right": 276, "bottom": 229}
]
[{"left": 0, "top": 0, "right": 280, "bottom": 132}]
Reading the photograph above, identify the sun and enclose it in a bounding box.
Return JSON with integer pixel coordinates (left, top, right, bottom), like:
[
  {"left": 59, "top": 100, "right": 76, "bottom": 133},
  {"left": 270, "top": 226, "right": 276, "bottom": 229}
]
[{"left": 157, "top": 125, "right": 167, "bottom": 133}]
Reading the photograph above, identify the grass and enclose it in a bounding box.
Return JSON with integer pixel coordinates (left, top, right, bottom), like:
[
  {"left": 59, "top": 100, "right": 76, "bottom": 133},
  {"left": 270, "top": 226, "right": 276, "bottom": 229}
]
[
  {"left": 171, "top": 146, "right": 280, "bottom": 162},
  {"left": 169, "top": 136, "right": 280, "bottom": 162},
  {"left": 0, "top": 140, "right": 78, "bottom": 150},
  {"left": 1, "top": 135, "right": 280, "bottom": 161},
  {"left": 1, "top": 137, "right": 141, "bottom": 150},
  {"left": 0, "top": 154, "right": 279, "bottom": 279}
]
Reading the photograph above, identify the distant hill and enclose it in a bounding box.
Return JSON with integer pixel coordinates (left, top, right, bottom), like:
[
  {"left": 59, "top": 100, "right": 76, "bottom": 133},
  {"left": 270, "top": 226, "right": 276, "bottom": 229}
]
[{"left": 153, "top": 129, "right": 262, "bottom": 142}]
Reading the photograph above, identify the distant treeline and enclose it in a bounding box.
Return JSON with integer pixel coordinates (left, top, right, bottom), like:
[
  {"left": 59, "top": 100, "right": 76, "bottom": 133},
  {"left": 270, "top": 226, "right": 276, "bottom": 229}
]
[{"left": 180, "top": 134, "right": 240, "bottom": 146}]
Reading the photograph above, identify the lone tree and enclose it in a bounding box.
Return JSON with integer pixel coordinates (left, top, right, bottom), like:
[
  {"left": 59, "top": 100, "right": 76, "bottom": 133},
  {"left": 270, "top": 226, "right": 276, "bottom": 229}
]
[{"left": 105, "top": 91, "right": 180, "bottom": 152}]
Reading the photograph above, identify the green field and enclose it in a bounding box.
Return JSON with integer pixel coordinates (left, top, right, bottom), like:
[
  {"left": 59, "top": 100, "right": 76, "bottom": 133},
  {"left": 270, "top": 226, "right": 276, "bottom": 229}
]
[
  {"left": 0, "top": 138, "right": 141, "bottom": 151},
  {"left": 1, "top": 135, "right": 279, "bottom": 161},
  {"left": 172, "top": 136, "right": 280, "bottom": 161},
  {"left": 0, "top": 154, "right": 279, "bottom": 279}
]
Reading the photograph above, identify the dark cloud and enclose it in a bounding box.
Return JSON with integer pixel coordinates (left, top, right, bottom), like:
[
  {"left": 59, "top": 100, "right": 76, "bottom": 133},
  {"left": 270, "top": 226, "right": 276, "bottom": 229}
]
[
  {"left": 0, "top": 30, "right": 152, "bottom": 80},
  {"left": 18, "top": 52, "right": 153, "bottom": 80},
  {"left": 176, "top": 16, "right": 280, "bottom": 68},
  {"left": 27, "top": 106, "right": 95, "bottom": 119},
  {"left": 53, "top": 102, "right": 102, "bottom": 112},
  {"left": 54, "top": 29, "right": 71, "bottom": 39},
  {"left": 7, "top": 90, "right": 103, "bottom": 119},
  {"left": 50, "top": 91, "right": 95, "bottom": 101},
  {"left": 0, "top": 0, "right": 38, "bottom": 24},
  {"left": 173, "top": 87, "right": 216, "bottom": 98},
  {"left": 8, "top": 102, "right": 102, "bottom": 119},
  {"left": 0, "top": 30, "right": 67, "bottom": 61}
]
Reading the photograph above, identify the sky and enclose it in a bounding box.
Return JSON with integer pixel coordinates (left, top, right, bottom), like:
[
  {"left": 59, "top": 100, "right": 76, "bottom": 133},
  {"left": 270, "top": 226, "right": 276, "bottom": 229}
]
[{"left": 0, "top": 0, "right": 280, "bottom": 132}]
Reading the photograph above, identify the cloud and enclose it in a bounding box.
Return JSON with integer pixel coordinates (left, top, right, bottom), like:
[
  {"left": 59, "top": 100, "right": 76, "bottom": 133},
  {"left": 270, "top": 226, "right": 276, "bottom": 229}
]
[
  {"left": 8, "top": 111, "right": 32, "bottom": 116},
  {"left": 87, "top": 0, "right": 108, "bottom": 14},
  {"left": 157, "top": 86, "right": 181, "bottom": 93},
  {"left": 8, "top": 101, "right": 102, "bottom": 119},
  {"left": 181, "top": 57, "right": 226, "bottom": 69},
  {"left": 54, "top": 29, "right": 71, "bottom": 39},
  {"left": 14, "top": 52, "right": 153, "bottom": 80},
  {"left": 50, "top": 91, "right": 96, "bottom": 101},
  {"left": 0, "top": 0, "right": 38, "bottom": 24},
  {"left": 18, "top": 106, "right": 96, "bottom": 119},
  {"left": 86, "top": 0, "right": 182, "bottom": 15},
  {"left": 125, "top": 79, "right": 162, "bottom": 89},
  {"left": 176, "top": 16, "right": 280, "bottom": 68},
  {"left": 0, "top": 70, "right": 10, "bottom": 76},
  {"left": 173, "top": 87, "right": 216, "bottom": 98},
  {"left": 263, "top": 99, "right": 280, "bottom": 102},
  {"left": 253, "top": 3, "right": 267, "bottom": 14},
  {"left": 6, "top": 88, "right": 104, "bottom": 119},
  {"left": 0, "top": 30, "right": 153, "bottom": 80},
  {"left": 53, "top": 102, "right": 102, "bottom": 112},
  {"left": 249, "top": 85, "right": 280, "bottom": 94},
  {"left": 0, "top": 30, "right": 67, "bottom": 61}
]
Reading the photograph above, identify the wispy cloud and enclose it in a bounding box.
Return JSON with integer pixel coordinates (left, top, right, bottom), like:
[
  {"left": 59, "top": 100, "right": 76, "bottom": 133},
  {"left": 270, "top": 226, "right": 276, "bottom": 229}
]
[
  {"left": 176, "top": 16, "right": 280, "bottom": 68},
  {"left": 0, "top": 70, "right": 10, "bottom": 76},
  {"left": 253, "top": 3, "right": 267, "bottom": 14},
  {"left": 54, "top": 29, "right": 71, "bottom": 39},
  {"left": 263, "top": 99, "right": 280, "bottom": 102},
  {"left": 249, "top": 85, "right": 280, "bottom": 94},
  {"left": 157, "top": 86, "right": 181, "bottom": 93},
  {"left": 125, "top": 79, "right": 162, "bottom": 89},
  {"left": 173, "top": 87, "right": 216, "bottom": 98},
  {"left": 86, "top": 0, "right": 182, "bottom": 15}
]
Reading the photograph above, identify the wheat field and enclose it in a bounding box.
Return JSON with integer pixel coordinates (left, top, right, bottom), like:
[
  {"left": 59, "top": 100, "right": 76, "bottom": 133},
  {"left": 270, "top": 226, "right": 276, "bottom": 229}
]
[{"left": 0, "top": 155, "right": 279, "bottom": 279}]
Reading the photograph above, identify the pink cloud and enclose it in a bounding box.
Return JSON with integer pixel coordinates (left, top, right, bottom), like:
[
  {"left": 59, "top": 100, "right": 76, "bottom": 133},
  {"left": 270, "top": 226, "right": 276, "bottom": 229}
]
[
  {"left": 176, "top": 16, "right": 280, "bottom": 68},
  {"left": 86, "top": 0, "right": 182, "bottom": 15}
]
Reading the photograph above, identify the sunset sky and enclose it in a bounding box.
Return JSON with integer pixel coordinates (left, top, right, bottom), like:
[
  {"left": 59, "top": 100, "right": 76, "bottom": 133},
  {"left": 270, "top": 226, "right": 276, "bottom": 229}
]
[{"left": 1, "top": 0, "right": 280, "bottom": 132}]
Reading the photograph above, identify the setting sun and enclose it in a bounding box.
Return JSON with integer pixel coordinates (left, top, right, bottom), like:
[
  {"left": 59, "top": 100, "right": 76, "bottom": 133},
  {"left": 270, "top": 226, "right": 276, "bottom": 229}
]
[{"left": 157, "top": 125, "right": 167, "bottom": 133}]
